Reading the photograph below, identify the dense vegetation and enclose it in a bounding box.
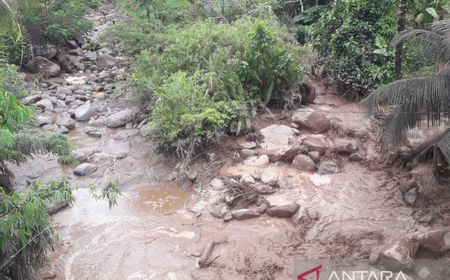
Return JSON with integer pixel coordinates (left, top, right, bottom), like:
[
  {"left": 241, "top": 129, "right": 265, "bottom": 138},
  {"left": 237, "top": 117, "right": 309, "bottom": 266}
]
[{"left": 111, "top": 0, "right": 308, "bottom": 165}]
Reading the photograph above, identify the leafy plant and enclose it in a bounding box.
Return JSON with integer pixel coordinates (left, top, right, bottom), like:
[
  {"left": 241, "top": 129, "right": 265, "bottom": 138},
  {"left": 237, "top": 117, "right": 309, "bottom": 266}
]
[
  {"left": 362, "top": 20, "right": 450, "bottom": 179},
  {"left": 0, "top": 176, "right": 74, "bottom": 280},
  {"left": 312, "top": 0, "right": 398, "bottom": 96}
]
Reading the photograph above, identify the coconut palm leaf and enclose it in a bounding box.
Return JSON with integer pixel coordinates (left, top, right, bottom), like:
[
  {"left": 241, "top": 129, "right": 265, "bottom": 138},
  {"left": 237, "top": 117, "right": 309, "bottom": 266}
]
[
  {"left": 390, "top": 20, "right": 450, "bottom": 65},
  {"left": 362, "top": 75, "right": 450, "bottom": 144}
]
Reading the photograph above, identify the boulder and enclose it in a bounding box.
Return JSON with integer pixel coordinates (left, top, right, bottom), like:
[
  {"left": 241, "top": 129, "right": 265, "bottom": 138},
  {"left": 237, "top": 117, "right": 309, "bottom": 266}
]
[
  {"left": 244, "top": 155, "right": 269, "bottom": 167},
  {"left": 334, "top": 139, "right": 359, "bottom": 155},
  {"left": 96, "top": 54, "right": 115, "bottom": 70},
  {"left": 260, "top": 171, "right": 278, "bottom": 186},
  {"left": 267, "top": 203, "right": 300, "bottom": 218},
  {"left": 308, "top": 151, "right": 321, "bottom": 163},
  {"left": 74, "top": 102, "right": 97, "bottom": 122},
  {"left": 278, "top": 145, "right": 301, "bottom": 162},
  {"left": 209, "top": 203, "right": 230, "bottom": 219},
  {"left": 260, "top": 125, "right": 296, "bottom": 150},
  {"left": 73, "top": 163, "right": 98, "bottom": 176},
  {"left": 370, "top": 238, "right": 418, "bottom": 271},
  {"left": 292, "top": 154, "right": 316, "bottom": 172},
  {"left": 255, "top": 183, "right": 276, "bottom": 194},
  {"left": 33, "top": 43, "right": 57, "bottom": 59},
  {"left": 414, "top": 227, "right": 450, "bottom": 254},
  {"left": 231, "top": 209, "right": 261, "bottom": 220},
  {"left": 240, "top": 149, "right": 255, "bottom": 158},
  {"left": 37, "top": 115, "right": 53, "bottom": 126},
  {"left": 239, "top": 142, "right": 257, "bottom": 149},
  {"left": 36, "top": 99, "right": 53, "bottom": 111},
  {"left": 303, "top": 138, "right": 328, "bottom": 154},
  {"left": 56, "top": 113, "right": 76, "bottom": 130},
  {"left": 105, "top": 109, "right": 135, "bottom": 128},
  {"left": 23, "top": 94, "right": 41, "bottom": 105},
  {"left": 27, "top": 56, "right": 60, "bottom": 77},
  {"left": 56, "top": 87, "right": 72, "bottom": 97},
  {"left": 291, "top": 108, "right": 331, "bottom": 133},
  {"left": 317, "top": 160, "right": 339, "bottom": 175}
]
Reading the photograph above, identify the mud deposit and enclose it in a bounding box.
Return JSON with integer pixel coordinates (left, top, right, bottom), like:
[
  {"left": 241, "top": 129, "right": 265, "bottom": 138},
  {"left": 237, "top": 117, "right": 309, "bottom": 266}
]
[{"left": 12, "top": 3, "right": 449, "bottom": 280}]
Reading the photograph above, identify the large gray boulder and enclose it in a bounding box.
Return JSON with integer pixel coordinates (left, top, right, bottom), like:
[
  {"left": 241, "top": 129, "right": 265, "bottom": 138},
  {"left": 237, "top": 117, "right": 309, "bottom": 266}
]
[
  {"left": 73, "top": 163, "right": 98, "bottom": 176},
  {"left": 259, "top": 124, "right": 296, "bottom": 150},
  {"left": 56, "top": 113, "right": 76, "bottom": 130},
  {"left": 267, "top": 203, "right": 300, "bottom": 218},
  {"left": 74, "top": 102, "right": 97, "bottom": 122},
  {"left": 27, "top": 56, "right": 61, "bottom": 77},
  {"left": 292, "top": 108, "right": 331, "bottom": 133},
  {"left": 105, "top": 109, "right": 135, "bottom": 128},
  {"left": 33, "top": 43, "right": 57, "bottom": 60},
  {"left": 36, "top": 99, "right": 54, "bottom": 111}
]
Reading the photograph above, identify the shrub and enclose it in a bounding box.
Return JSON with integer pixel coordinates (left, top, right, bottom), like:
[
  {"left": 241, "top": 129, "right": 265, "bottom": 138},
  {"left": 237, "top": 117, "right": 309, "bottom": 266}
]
[
  {"left": 0, "top": 176, "right": 74, "bottom": 279},
  {"left": 312, "top": 0, "right": 398, "bottom": 96},
  {"left": 133, "top": 18, "right": 303, "bottom": 161}
]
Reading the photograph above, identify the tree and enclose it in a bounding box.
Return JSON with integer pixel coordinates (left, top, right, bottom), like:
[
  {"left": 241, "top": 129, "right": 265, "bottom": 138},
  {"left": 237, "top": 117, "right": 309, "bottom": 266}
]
[
  {"left": 363, "top": 20, "right": 450, "bottom": 179},
  {"left": 395, "top": 0, "right": 408, "bottom": 80}
]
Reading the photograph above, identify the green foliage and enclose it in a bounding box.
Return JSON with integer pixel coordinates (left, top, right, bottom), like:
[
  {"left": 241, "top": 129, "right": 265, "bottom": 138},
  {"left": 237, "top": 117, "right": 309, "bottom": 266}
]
[
  {"left": 293, "top": 5, "right": 329, "bottom": 44},
  {"left": 312, "top": 0, "right": 398, "bottom": 96},
  {"left": 403, "top": 39, "right": 435, "bottom": 77},
  {"left": 133, "top": 18, "right": 302, "bottom": 160},
  {"left": 409, "top": 0, "right": 449, "bottom": 25},
  {"left": 0, "top": 176, "right": 74, "bottom": 280},
  {"left": 89, "top": 180, "right": 121, "bottom": 209}
]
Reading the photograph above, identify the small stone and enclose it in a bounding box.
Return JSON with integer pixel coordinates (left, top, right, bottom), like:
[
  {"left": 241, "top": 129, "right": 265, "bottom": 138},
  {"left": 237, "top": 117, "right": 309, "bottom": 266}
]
[
  {"left": 209, "top": 203, "right": 230, "bottom": 219},
  {"left": 404, "top": 187, "right": 418, "bottom": 206},
  {"left": 260, "top": 171, "right": 278, "bottom": 186},
  {"left": 303, "top": 138, "right": 327, "bottom": 154},
  {"left": 317, "top": 160, "right": 339, "bottom": 175},
  {"left": 23, "top": 94, "right": 41, "bottom": 104},
  {"left": 240, "top": 174, "right": 255, "bottom": 184},
  {"left": 244, "top": 155, "right": 269, "bottom": 167},
  {"left": 210, "top": 178, "right": 225, "bottom": 191},
  {"left": 278, "top": 145, "right": 301, "bottom": 162},
  {"left": 349, "top": 153, "right": 363, "bottom": 161},
  {"left": 255, "top": 183, "right": 276, "bottom": 194},
  {"left": 231, "top": 209, "right": 260, "bottom": 220},
  {"left": 256, "top": 203, "right": 268, "bottom": 214},
  {"left": 399, "top": 179, "right": 418, "bottom": 194},
  {"left": 73, "top": 163, "right": 98, "bottom": 176},
  {"left": 266, "top": 203, "right": 300, "bottom": 218},
  {"left": 240, "top": 149, "right": 255, "bottom": 157},
  {"left": 260, "top": 125, "right": 296, "bottom": 150},
  {"left": 334, "top": 139, "right": 359, "bottom": 155},
  {"left": 223, "top": 213, "right": 233, "bottom": 222},
  {"left": 239, "top": 142, "right": 257, "bottom": 149},
  {"left": 292, "top": 154, "right": 316, "bottom": 172},
  {"left": 308, "top": 151, "right": 321, "bottom": 163}
]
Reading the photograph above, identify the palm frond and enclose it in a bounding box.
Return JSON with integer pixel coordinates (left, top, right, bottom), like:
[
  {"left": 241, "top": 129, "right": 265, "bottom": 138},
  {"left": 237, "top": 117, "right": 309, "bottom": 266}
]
[
  {"left": 418, "top": 128, "right": 450, "bottom": 164},
  {"left": 362, "top": 75, "right": 450, "bottom": 144},
  {"left": 391, "top": 28, "right": 450, "bottom": 65}
]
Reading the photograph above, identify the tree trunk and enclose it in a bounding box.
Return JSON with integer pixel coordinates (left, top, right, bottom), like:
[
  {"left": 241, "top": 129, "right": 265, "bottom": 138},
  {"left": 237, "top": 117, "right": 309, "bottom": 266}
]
[{"left": 395, "top": 0, "right": 408, "bottom": 80}]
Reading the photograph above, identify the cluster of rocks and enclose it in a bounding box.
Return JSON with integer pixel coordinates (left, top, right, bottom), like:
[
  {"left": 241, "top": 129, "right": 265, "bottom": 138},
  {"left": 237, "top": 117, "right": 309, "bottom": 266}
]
[
  {"left": 238, "top": 109, "right": 362, "bottom": 176},
  {"left": 25, "top": 31, "right": 137, "bottom": 178},
  {"left": 207, "top": 175, "right": 302, "bottom": 222},
  {"left": 370, "top": 226, "right": 450, "bottom": 277}
]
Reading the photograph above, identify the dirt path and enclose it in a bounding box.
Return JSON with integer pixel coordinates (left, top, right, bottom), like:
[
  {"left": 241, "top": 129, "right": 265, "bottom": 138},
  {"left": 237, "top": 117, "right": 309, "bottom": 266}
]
[{"left": 14, "top": 3, "right": 450, "bottom": 280}]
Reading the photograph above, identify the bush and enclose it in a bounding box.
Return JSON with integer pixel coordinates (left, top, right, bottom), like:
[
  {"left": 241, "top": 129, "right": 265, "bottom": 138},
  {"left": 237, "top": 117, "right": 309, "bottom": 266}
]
[
  {"left": 312, "top": 0, "right": 398, "bottom": 96},
  {"left": 0, "top": 176, "right": 74, "bottom": 279},
  {"left": 133, "top": 18, "right": 303, "bottom": 161}
]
